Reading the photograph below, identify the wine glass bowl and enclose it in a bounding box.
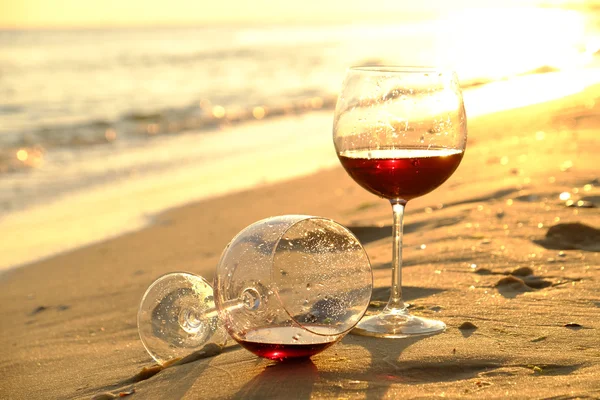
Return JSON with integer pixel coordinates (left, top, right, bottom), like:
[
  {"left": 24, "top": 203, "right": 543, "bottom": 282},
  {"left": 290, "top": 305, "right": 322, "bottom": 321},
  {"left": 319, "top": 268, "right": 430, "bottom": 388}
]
[
  {"left": 215, "top": 215, "right": 373, "bottom": 360},
  {"left": 333, "top": 66, "right": 467, "bottom": 338},
  {"left": 138, "top": 215, "right": 373, "bottom": 364}
]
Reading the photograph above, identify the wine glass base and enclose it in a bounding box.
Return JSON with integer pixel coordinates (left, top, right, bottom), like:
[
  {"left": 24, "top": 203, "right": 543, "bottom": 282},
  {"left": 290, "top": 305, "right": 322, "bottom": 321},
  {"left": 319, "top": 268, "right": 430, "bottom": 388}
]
[
  {"left": 137, "top": 272, "right": 228, "bottom": 365},
  {"left": 351, "top": 309, "right": 446, "bottom": 338}
]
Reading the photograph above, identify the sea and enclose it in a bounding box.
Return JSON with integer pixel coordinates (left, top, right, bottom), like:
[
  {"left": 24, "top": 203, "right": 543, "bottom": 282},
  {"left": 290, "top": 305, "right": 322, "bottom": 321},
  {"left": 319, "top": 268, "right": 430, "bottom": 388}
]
[{"left": 1, "top": 6, "right": 599, "bottom": 270}]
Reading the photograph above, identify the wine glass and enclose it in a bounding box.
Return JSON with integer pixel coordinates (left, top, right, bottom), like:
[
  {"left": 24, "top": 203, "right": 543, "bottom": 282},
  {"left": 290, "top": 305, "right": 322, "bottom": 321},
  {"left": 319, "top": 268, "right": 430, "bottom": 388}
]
[
  {"left": 138, "top": 215, "right": 373, "bottom": 364},
  {"left": 333, "top": 66, "right": 467, "bottom": 338}
]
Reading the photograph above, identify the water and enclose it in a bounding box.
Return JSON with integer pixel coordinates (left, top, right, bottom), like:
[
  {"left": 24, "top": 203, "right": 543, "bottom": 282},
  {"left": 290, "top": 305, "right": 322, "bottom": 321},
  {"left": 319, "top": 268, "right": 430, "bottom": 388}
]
[{"left": 1, "top": 7, "right": 599, "bottom": 270}]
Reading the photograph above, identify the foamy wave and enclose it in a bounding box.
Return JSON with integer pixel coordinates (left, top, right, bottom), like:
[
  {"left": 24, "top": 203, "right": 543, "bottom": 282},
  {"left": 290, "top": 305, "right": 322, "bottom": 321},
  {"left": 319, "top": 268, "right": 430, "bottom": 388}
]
[{"left": 0, "top": 93, "right": 338, "bottom": 175}]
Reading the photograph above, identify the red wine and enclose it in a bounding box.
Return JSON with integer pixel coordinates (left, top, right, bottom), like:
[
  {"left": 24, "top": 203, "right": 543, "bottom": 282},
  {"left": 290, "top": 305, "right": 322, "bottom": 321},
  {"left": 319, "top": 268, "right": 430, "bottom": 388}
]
[
  {"left": 236, "top": 326, "right": 339, "bottom": 361},
  {"left": 338, "top": 148, "right": 464, "bottom": 201}
]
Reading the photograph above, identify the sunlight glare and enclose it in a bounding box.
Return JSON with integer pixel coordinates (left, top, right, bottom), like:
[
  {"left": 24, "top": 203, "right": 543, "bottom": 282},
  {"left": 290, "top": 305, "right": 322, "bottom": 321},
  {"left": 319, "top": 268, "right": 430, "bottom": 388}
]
[
  {"left": 436, "top": 8, "right": 587, "bottom": 80},
  {"left": 16, "top": 149, "right": 29, "bottom": 162}
]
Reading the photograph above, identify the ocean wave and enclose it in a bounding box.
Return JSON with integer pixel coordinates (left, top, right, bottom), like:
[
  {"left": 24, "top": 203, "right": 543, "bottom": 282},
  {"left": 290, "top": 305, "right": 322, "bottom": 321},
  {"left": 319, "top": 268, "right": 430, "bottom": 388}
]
[
  {"left": 0, "top": 93, "right": 338, "bottom": 176},
  {"left": 521, "top": 65, "right": 562, "bottom": 75},
  {"left": 0, "top": 105, "right": 23, "bottom": 115},
  {"left": 0, "top": 41, "right": 341, "bottom": 74}
]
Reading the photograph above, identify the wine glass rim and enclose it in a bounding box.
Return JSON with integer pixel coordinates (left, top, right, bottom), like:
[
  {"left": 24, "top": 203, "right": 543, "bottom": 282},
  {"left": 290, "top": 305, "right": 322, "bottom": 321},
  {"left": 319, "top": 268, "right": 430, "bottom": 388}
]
[
  {"left": 349, "top": 65, "right": 452, "bottom": 74},
  {"left": 271, "top": 216, "right": 372, "bottom": 337}
]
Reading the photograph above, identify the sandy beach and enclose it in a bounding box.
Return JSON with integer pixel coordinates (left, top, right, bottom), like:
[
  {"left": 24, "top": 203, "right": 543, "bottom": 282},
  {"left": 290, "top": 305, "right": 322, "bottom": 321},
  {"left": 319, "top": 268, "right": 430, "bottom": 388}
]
[{"left": 1, "top": 82, "right": 599, "bottom": 399}]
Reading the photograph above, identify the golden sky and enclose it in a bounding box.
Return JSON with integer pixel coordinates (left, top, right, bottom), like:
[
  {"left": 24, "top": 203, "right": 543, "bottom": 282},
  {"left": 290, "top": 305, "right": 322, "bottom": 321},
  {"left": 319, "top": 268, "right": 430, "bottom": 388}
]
[{"left": 0, "top": 0, "right": 547, "bottom": 29}]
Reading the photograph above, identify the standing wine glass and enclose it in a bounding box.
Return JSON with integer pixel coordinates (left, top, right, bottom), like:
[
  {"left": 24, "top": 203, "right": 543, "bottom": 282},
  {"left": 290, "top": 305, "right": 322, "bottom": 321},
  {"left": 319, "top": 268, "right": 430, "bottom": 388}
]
[{"left": 333, "top": 66, "right": 467, "bottom": 338}]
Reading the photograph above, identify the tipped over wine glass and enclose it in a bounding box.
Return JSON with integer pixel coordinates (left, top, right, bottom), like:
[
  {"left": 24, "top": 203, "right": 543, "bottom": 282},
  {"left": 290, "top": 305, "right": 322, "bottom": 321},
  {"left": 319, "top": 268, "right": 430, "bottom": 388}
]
[
  {"left": 333, "top": 66, "right": 467, "bottom": 338},
  {"left": 137, "top": 215, "right": 373, "bottom": 364}
]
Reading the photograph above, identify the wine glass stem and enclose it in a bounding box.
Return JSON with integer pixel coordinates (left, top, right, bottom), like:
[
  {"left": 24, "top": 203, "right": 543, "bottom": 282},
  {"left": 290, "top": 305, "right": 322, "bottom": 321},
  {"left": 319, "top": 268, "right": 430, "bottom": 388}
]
[
  {"left": 180, "top": 298, "right": 247, "bottom": 334},
  {"left": 385, "top": 200, "right": 407, "bottom": 312},
  {"left": 203, "top": 299, "right": 248, "bottom": 321}
]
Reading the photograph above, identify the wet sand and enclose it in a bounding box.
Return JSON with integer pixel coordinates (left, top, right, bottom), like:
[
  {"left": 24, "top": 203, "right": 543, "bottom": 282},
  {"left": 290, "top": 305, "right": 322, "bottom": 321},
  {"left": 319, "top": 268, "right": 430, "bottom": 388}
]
[{"left": 1, "top": 84, "right": 599, "bottom": 399}]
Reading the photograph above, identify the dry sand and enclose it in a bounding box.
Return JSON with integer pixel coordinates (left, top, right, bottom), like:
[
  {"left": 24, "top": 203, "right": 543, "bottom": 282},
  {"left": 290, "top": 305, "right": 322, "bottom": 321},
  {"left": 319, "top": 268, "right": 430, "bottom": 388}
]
[{"left": 1, "top": 85, "right": 599, "bottom": 399}]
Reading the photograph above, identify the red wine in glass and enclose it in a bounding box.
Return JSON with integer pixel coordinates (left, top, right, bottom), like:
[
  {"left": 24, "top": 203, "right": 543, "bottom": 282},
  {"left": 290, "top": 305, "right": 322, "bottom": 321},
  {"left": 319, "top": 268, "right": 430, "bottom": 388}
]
[
  {"left": 338, "top": 147, "right": 464, "bottom": 201},
  {"left": 333, "top": 66, "right": 467, "bottom": 338},
  {"left": 236, "top": 326, "right": 338, "bottom": 361}
]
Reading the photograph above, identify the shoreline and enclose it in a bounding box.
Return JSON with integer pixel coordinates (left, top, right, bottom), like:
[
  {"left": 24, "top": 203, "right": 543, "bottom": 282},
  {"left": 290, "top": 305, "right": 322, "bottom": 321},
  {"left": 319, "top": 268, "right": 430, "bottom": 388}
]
[
  {"left": 0, "top": 111, "right": 340, "bottom": 272},
  {"left": 2, "top": 68, "right": 599, "bottom": 273}
]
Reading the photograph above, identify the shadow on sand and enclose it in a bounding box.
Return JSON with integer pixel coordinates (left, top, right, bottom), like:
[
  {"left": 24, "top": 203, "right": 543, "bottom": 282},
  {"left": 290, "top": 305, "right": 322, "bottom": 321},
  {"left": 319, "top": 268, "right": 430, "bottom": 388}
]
[
  {"left": 348, "top": 213, "right": 467, "bottom": 246},
  {"left": 233, "top": 359, "right": 319, "bottom": 399}
]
